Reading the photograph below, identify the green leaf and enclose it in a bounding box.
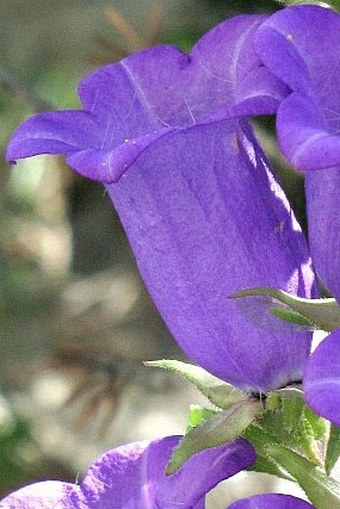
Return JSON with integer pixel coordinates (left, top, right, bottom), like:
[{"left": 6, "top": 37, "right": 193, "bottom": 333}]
[
  {"left": 186, "top": 405, "right": 217, "bottom": 433},
  {"left": 230, "top": 286, "right": 340, "bottom": 332},
  {"left": 145, "top": 359, "right": 247, "bottom": 409},
  {"left": 329, "top": 0, "right": 340, "bottom": 9},
  {"left": 325, "top": 425, "right": 340, "bottom": 475},
  {"left": 266, "top": 444, "right": 340, "bottom": 509},
  {"left": 273, "top": 0, "right": 340, "bottom": 10},
  {"left": 166, "top": 400, "right": 262, "bottom": 475}
]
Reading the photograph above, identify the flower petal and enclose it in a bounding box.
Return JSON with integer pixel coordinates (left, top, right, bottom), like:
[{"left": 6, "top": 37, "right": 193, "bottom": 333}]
[
  {"left": 305, "top": 168, "right": 340, "bottom": 302},
  {"left": 78, "top": 15, "right": 287, "bottom": 128},
  {"left": 6, "top": 111, "right": 101, "bottom": 163},
  {"left": 304, "top": 329, "right": 340, "bottom": 425},
  {"left": 227, "top": 493, "right": 315, "bottom": 509},
  {"left": 81, "top": 436, "right": 255, "bottom": 508},
  {"left": 107, "top": 118, "right": 315, "bottom": 393},
  {"left": 156, "top": 437, "right": 256, "bottom": 508},
  {"left": 7, "top": 14, "right": 288, "bottom": 183},
  {"left": 0, "top": 437, "right": 255, "bottom": 508}
]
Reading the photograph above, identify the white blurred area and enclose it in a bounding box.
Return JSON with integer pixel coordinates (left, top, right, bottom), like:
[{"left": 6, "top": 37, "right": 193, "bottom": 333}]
[{"left": 7, "top": 156, "right": 72, "bottom": 280}]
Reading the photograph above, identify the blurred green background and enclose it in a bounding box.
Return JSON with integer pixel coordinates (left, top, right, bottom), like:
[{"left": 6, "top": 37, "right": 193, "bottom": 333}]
[{"left": 0, "top": 1, "right": 306, "bottom": 506}]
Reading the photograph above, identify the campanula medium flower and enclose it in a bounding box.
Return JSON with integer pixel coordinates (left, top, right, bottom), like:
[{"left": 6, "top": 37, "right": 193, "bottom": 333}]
[
  {"left": 0, "top": 436, "right": 255, "bottom": 508},
  {"left": 6, "top": 14, "right": 316, "bottom": 397},
  {"left": 12, "top": 1, "right": 340, "bottom": 443}
]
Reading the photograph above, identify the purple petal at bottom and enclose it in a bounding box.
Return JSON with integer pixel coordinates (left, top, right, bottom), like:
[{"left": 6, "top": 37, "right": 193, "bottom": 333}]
[
  {"left": 227, "top": 493, "right": 315, "bottom": 509},
  {"left": 304, "top": 330, "right": 340, "bottom": 425},
  {"left": 0, "top": 436, "right": 255, "bottom": 509}
]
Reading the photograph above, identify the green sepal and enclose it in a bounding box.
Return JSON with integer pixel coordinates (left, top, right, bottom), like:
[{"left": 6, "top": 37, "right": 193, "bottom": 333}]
[
  {"left": 166, "top": 400, "right": 262, "bottom": 475},
  {"left": 279, "top": 389, "right": 324, "bottom": 463},
  {"left": 263, "top": 389, "right": 305, "bottom": 446},
  {"left": 325, "top": 424, "right": 340, "bottom": 475},
  {"left": 243, "top": 424, "right": 294, "bottom": 481},
  {"left": 267, "top": 388, "right": 305, "bottom": 433},
  {"left": 265, "top": 388, "right": 325, "bottom": 464},
  {"left": 231, "top": 286, "right": 340, "bottom": 332},
  {"left": 186, "top": 405, "right": 217, "bottom": 433},
  {"left": 304, "top": 406, "right": 328, "bottom": 442},
  {"left": 266, "top": 444, "right": 340, "bottom": 509},
  {"left": 145, "top": 359, "right": 247, "bottom": 409},
  {"left": 271, "top": 306, "right": 314, "bottom": 328}
]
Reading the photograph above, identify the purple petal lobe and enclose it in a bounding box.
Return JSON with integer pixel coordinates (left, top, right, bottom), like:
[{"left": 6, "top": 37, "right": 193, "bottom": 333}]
[
  {"left": 108, "top": 119, "right": 315, "bottom": 393},
  {"left": 305, "top": 168, "right": 340, "bottom": 302},
  {"left": 255, "top": 5, "right": 340, "bottom": 172},
  {"left": 255, "top": 5, "right": 340, "bottom": 101},
  {"left": 227, "top": 493, "right": 315, "bottom": 509},
  {"left": 304, "top": 330, "right": 340, "bottom": 425},
  {"left": 6, "top": 111, "right": 101, "bottom": 163},
  {"left": 277, "top": 93, "right": 340, "bottom": 172},
  {"left": 7, "top": 14, "right": 288, "bottom": 183},
  {"left": 255, "top": 18, "right": 311, "bottom": 96}
]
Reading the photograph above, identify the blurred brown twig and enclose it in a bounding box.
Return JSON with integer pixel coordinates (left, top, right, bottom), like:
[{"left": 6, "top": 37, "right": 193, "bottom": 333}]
[
  {"left": 46, "top": 340, "right": 139, "bottom": 439},
  {"left": 91, "top": 4, "right": 163, "bottom": 64}
]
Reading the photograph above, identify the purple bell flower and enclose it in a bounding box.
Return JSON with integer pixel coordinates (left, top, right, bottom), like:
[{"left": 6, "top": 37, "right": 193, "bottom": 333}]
[
  {"left": 0, "top": 436, "right": 255, "bottom": 508},
  {"left": 6, "top": 14, "right": 316, "bottom": 395},
  {"left": 12, "top": 5, "right": 340, "bottom": 429}
]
